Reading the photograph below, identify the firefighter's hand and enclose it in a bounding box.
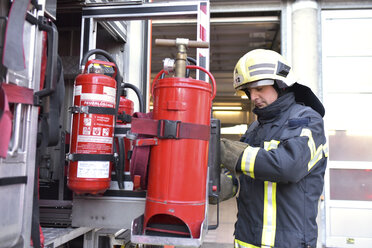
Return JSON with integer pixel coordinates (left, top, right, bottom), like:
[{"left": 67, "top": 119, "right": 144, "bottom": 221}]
[
  {"left": 209, "top": 172, "right": 238, "bottom": 205},
  {"left": 220, "top": 138, "right": 248, "bottom": 174}
]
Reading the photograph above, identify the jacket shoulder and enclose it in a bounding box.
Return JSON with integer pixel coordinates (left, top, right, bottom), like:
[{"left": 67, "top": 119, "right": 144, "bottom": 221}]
[
  {"left": 280, "top": 103, "right": 325, "bottom": 141},
  {"left": 287, "top": 103, "right": 323, "bottom": 128},
  {"left": 289, "top": 103, "right": 322, "bottom": 119}
]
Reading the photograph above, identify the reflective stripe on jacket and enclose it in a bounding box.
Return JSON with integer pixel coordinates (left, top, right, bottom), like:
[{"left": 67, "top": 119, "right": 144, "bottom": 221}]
[{"left": 235, "top": 93, "right": 327, "bottom": 248}]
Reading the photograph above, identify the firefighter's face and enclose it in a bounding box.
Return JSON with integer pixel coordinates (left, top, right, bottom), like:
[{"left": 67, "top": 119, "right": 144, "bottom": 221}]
[{"left": 248, "top": 85, "right": 278, "bottom": 108}]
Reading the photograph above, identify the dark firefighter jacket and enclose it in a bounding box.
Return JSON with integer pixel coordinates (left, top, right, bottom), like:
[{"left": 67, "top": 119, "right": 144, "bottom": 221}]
[{"left": 234, "top": 92, "right": 328, "bottom": 248}]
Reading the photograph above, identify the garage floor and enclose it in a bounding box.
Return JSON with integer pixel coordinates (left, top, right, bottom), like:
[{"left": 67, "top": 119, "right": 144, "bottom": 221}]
[{"left": 203, "top": 197, "right": 237, "bottom": 246}]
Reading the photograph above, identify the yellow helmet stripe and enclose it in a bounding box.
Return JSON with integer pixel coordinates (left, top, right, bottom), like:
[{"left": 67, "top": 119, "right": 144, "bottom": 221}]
[
  {"left": 249, "top": 69, "right": 275, "bottom": 77},
  {"left": 248, "top": 63, "right": 276, "bottom": 70}
]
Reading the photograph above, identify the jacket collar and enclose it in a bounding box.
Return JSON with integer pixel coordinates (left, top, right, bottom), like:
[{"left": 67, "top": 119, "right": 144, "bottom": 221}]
[{"left": 253, "top": 92, "right": 295, "bottom": 123}]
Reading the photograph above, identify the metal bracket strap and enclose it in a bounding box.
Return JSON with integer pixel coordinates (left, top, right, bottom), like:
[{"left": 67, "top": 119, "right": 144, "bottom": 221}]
[
  {"left": 68, "top": 153, "right": 116, "bottom": 162},
  {"left": 157, "top": 119, "right": 180, "bottom": 139},
  {"left": 131, "top": 117, "right": 210, "bottom": 141},
  {"left": 69, "top": 105, "right": 116, "bottom": 115},
  {"left": 0, "top": 176, "right": 27, "bottom": 186},
  {"left": 1, "top": 82, "right": 34, "bottom": 105},
  {"left": 114, "top": 127, "right": 131, "bottom": 135}
]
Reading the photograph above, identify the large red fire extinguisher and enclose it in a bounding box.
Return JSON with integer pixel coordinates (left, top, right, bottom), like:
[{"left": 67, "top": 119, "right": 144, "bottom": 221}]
[
  {"left": 133, "top": 38, "right": 216, "bottom": 239},
  {"left": 67, "top": 59, "right": 117, "bottom": 195}
]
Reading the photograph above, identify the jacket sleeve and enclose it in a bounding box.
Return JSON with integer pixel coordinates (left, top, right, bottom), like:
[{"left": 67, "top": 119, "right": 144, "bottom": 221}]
[{"left": 237, "top": 108, "right": 328, "bottom": 183}]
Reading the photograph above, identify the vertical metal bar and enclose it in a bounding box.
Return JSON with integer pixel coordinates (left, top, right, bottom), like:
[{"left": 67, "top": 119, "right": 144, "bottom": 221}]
[
  {"left": 281, "top": 1, "right": 291, "bottom": 62},
  {"left": 23, "top": 6, "right": 44, "bottom": 247},
  {"left": 196, "top": 1, "right": 210, "bottom": 82},
  {"left": 142, "top": 19, "right": 149, "bottom": 111},
  {"left": 80, "top": 18, "right": 97, "bottom": 67}
]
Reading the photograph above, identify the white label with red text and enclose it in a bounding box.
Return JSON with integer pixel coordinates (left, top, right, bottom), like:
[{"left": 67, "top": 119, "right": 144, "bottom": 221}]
[{"left": 77, "top": 161, "right": 110, "bottom": 178}]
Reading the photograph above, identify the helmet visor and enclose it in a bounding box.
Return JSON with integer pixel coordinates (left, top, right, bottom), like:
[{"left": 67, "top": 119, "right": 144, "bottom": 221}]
[{"left": 247, "top": 79, "right": 274, "bottom": 89}]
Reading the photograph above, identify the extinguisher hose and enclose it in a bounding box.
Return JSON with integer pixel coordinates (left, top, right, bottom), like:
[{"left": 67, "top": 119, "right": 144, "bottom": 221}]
[
  {"left": 187, "top": 56, "right": 197, "bottom": 65},
  {"left": 117, "top": 137, "right": 125, "bottom": 189},
  {"left": 123, "top": 83, "right": 145, "bottom": 113},
  {"left": 185, "top": 57, "right": 197, "bottom": 78}
]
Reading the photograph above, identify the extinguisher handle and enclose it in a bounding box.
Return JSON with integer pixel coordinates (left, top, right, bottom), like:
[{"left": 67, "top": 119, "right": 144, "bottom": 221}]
[
  {"left": 155, "top": 38, "right": 209, "bottom": 49},
  {"left": 186, "top": 65, "right": 217, "bottom": 100},
  {"left": 151, "top": 66, "right": 216, "bottom": 100},
  {"left": 83, "top": 59, "right": 117, "bottom": 78}
]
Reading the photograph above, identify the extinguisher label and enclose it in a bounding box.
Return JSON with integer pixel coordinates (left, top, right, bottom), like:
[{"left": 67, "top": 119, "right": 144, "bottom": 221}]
[
  {"left": 83, "top": 126, "right": 91, "bottom": 135},
  {"left": 74, "top": 85, "right": 82, "bottom": 96},
  {"left": 77, "top": 135, "right": 113, "bottom": 144},
  {"left": 81, "top": 93, "right": 115, "bottom": 106},
  {"left": 103, "top": 86, "right": 116, "bottom": 98},
  {"left": 71, "top": 84, "right": 116, "bottom": 155},
  {"left": 78, "top": 85, "right": 116, "bottom": 107},
  {"left": 84, "top": 117, "right": 92, "bottom": 126},
  {"left": 77, "top": 161, "right": 110, "bottom": 178}
]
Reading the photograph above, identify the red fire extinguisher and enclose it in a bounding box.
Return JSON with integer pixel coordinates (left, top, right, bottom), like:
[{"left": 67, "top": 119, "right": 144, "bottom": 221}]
[
  {"left": 136, "top": 38, "right": 216, "bottom": 238},
  {"left": 67, "top": 59, "right": 117, "bottom": 195}
]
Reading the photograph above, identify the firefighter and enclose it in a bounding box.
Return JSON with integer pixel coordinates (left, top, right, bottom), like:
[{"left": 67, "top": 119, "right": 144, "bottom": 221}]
[{"left": 220, "top": 49, "right": 328, "bottom": 248}]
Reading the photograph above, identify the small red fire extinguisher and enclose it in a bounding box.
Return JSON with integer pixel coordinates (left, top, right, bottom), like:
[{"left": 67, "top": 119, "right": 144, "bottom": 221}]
[
  {"left": 67, "top": 59, "right": 117, "bottom": 195},
  {"left": 114, "top": 88, "right": 134, "bottom": 189},
  {"left": 117, "top": 89, "right": 134, "bottom": 173}
]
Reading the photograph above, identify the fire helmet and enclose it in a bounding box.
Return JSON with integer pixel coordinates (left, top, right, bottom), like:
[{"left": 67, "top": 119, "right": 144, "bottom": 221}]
[
  {"left": 233, "top": 49, "right": 296, "bottom": 90},
  {"left": 233, "top": 49, "right": 325, "bottom": 117}
]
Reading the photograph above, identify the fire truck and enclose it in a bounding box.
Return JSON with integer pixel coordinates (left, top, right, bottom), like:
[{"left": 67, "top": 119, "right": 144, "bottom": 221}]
[{"left": 0, "top": 0, "right": 221, "bottom": 247}]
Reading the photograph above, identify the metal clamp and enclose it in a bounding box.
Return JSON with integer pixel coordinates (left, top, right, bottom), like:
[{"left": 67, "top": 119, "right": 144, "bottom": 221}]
[
  {"left": 69, "top": 105, "right": 89, "bottom": 114},
  {"left": 157, "top": 119, "right": 180, "bottom": 139},
  {"left": 126, "top": 131, "right": 138, "bottom": 140},
  {"left": 117, "top": 111, "right": 132, "bottom": 123},
  {"left": 69, "top": 105, "right": 116, "bottom": 115}
]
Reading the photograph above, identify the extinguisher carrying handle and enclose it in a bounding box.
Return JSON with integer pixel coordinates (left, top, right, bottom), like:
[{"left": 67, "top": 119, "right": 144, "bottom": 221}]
[
  {"left": 187, "top": 65, "right": 216, "bottom": 100},
  {"left": 151, "top": 66, "right": 216, "bottom": 100},
  {"left": 83, "top": 59, "right": 117, "bottom": 78},
  {"left": 123, "top": 82, "right": 145, "bottom": 113}
]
